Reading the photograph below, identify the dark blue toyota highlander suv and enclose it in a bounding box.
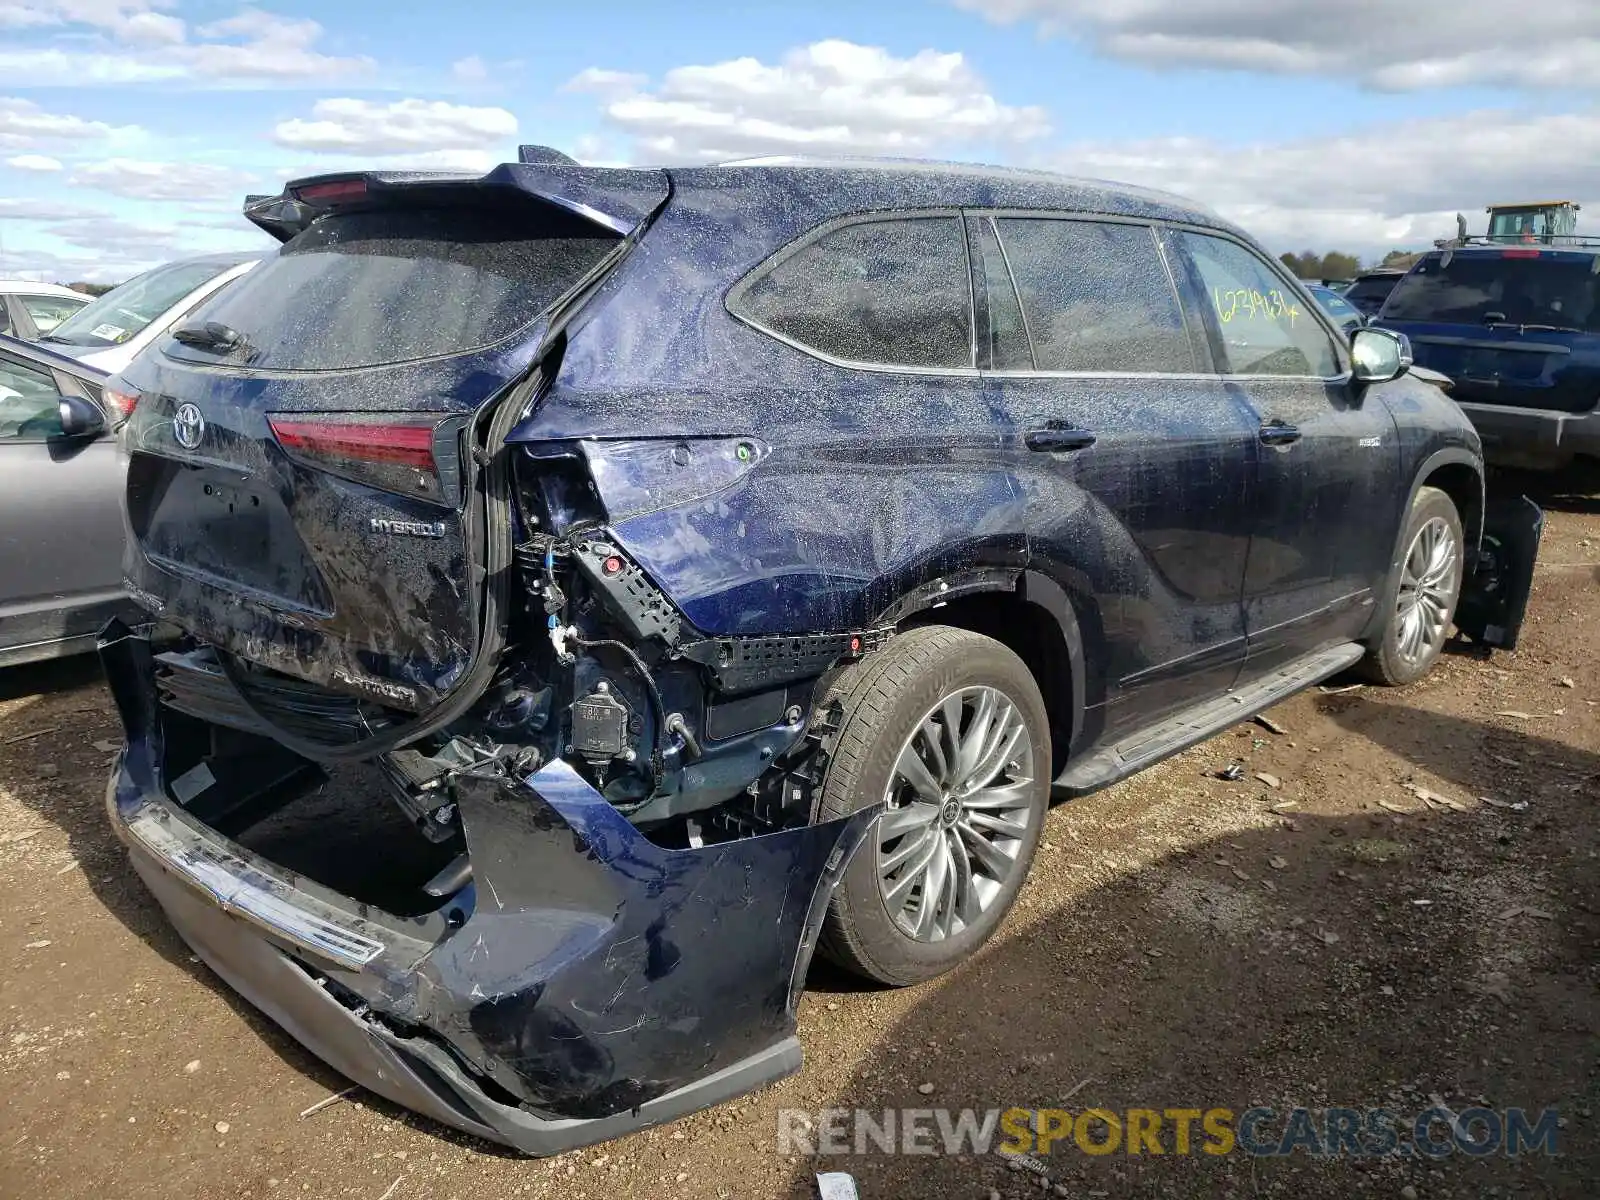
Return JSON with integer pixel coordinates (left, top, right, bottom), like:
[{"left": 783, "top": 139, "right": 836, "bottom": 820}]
[{"left": 96, "top": 150, "right": 1541, "bottom": 1153}]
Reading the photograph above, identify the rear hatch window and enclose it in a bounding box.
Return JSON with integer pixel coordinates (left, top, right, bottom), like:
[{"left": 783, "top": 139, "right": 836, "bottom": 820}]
[
  {"left": 1344, "top": 275, "right": 1401, "bottom": 311},
  {"left": 1381, "top": 252, "right": 1600, "bottom": 331},
  {"left": 44, "top": 259, "right": 234, "bottom": 349},
  {"left": 166, "top": 207, "right": 615, "bottom": 371}
]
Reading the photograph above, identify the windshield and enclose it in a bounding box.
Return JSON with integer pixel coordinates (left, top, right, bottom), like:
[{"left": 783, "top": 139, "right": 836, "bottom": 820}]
[
  {"left": 1345, "top": 275, "right": 1401, "bottom": 305},
  {"left": 44, "top": 259, "right": 236, "bottom": 348},
  {"left": 1311, "top": 287, "right": 1361, "bottom": 322},
  {"left": 164, "top": 206, "right": 616, "bottom": 371},
  {"left": 1380, "top": 252, "right": 1600, "bottom": 331}
]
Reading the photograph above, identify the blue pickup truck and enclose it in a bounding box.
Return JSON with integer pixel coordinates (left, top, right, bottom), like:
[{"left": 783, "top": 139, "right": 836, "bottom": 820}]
[{"left": 1376, "top": 244, "right": 1600, "bottom": 469}]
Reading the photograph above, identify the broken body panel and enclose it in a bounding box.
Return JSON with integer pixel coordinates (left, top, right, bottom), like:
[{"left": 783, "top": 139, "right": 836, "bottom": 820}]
[{"left": 102, "top": 623, "right": 876, "bottom": 1149}]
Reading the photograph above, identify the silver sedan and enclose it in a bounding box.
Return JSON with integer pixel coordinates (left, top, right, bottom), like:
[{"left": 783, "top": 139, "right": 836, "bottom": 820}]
[{"left": 0, "top": 333, "right": 137, "bottom": 667}]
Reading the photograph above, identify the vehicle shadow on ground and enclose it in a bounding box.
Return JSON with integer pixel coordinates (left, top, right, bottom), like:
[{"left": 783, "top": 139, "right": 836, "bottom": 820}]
[
  {"left": 783, "top": 708, "right": 1598, "bottom": 1199},
  {"left": 0, "top": 657, "right": 518, "bottom": 1157},
  {"left": 0, "top": 654, "right": 104, "bottom": 703},
  {"left": 1491, "top": 459, "right": 1600, "bottom": 515}
]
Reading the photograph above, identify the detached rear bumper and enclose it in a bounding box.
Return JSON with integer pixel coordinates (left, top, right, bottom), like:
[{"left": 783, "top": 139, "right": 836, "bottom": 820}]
[
  {"left": 1457, "top": 400, "right": 1600, "bottom": 466},
  {"left": 99, "top": 626, "right": 874, "bottom": 1155}
]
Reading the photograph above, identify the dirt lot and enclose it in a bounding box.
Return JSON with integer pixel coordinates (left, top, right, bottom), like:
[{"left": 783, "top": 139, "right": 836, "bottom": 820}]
[{"left": 2, "top": 473, "right": 1597, "bottom": 1200}]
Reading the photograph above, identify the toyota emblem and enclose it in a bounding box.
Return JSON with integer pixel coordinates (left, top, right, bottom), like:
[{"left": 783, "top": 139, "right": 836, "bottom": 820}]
[{"left": 172, "top": 402, "right": 205, "bottom": 450}]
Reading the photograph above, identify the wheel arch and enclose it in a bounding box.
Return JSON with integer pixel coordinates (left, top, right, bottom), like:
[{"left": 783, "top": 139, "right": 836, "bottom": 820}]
[
  {"left": 1363, "top": 447, "right": 1484, "bottom": 646},
  {"left": 880, "top": 569, "right": 1087, "bottom": 779},
  {"left": 1417, "top": 450, "right": 1485, "bottom": 549}
]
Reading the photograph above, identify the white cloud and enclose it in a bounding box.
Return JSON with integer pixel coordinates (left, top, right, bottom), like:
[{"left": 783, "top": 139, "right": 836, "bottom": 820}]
[
  {"left": 271, "top": 97, "right": 517, "bottom": 158},
  {"left": 0, "top": 95, "right": 132, "bottom": 148},
  {"left": 119, "top": 8, "right": 184, "bottom": 44},
  {"left": 451, "top": 55, "right": 488, "bottom": 83},
  {"left": 565, "top": 67, "right": 647, "bottom": 96},
  {"left": 0, "top": 47, "right": 183, "bottom": 84},
  {"left": 952, "top": 0, "right": 1600, "bottom": 90},
  {"left": 0, "top": 3, "right": 370, "bottom": 87},
  {"left": 0, "top": 197, "right": 107, "bottom": 220},
  {"left": 1039, "top": 108, "right": 1600, "bottom": 258},
  {"left": 570, "top": 133, "right": 631, "bottom": 168},
  {"left": 183, "top": 11, "right": 370, "bottom": 82},
  {"left": 0, "top": 239, "right": 230, "bottom": 285},
  {"left": 0, "top": 0, "right": 183, "bottom": 41},
  {"left": 7, "top": 153, "right": 63, "bottom": 170},
  {"left": 277, "top": 148, "right": 506, "bottom": 179},
  {"left": 572, "top": 39, "right": 1049, "bottom": 163},
  {"left": 47, "top": 214, "right": 191, "bottom": 254},
  {"left": 70, "top": 157, "right": 255, "bottom": 202}
]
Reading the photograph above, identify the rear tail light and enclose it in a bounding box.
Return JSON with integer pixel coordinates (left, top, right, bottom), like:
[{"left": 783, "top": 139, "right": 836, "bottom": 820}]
[
  {"left": 1500, "top": 249, "right": 1541, "bottom": 258},
  {"left": 292, "top": 178, "right": 368, "bottom": 206},
  {"left": 105, "top": 384, "right": 140, "bottom": 426},
  {"left": 269, "top": 414, "right": 447, "bottom": 502}
]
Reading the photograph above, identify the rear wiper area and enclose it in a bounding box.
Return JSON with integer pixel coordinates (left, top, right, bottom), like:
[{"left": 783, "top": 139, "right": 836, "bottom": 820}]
[{"left": 171, "top": 320, "right": 255, "bottom": 357}]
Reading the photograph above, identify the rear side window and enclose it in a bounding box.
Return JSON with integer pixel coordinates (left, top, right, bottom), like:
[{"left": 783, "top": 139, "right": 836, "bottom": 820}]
[
  {"left": 1381, "top": 252, "right": 1600, "bottom": 331},
  {"left": 168, "top": 207, "right": 616, "bottom": 371},
  {"left": 21, "top": 294, "right": 88, "bottom": 334},
  {"left": 731, "top": 216, "right": 974, "bottom": 370},
  {"left": 1177, "top": 233, "right": 1340, "bottom": 377},
  {"left": 991, "top": 217, "right": 1193, "bottom": 373}
]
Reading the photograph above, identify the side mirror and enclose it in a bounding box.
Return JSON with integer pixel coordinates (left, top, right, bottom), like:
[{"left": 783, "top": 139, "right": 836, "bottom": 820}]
[
  {"left": 58, "top": 392, "right": 107, "bottom": 438},
  {"left": 1351, "top": 327, "right": 1412, "bottom": 384}
]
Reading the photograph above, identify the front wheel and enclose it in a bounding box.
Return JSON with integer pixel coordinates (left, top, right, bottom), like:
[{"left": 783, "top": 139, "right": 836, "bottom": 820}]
[
  {"left": 1359, "top": 485, "right": 1465, "bottom": 686},
  {"left": 811, "top": 626, "right": 1051, "bottom": 986}
]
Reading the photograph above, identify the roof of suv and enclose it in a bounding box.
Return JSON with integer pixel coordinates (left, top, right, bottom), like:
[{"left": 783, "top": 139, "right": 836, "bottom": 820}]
[
  {"left": 264, "top": 155, "right": 1243, "bottom": 248},
  {"left": 671, "top": 155, "right": 1228, "bottom": 231}
]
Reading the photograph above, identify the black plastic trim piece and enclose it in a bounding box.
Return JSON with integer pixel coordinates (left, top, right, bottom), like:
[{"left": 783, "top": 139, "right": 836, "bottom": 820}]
[{"left": 679, "top": 629, "right": 892, "bottom": 694}]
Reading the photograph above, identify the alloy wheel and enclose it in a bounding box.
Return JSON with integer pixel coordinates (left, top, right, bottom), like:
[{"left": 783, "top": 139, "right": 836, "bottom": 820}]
[
  {"left": 875, "top": 685, "right": 1036, "bottom": 943},
  {"left": 1394, "top": 515, "right": 1459, "bottom": 664}
]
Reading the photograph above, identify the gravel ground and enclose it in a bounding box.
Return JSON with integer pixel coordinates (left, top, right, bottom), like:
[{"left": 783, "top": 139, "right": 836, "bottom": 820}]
[{"left": 1, "top": 470, "right": 1596, "bottom": 1200}]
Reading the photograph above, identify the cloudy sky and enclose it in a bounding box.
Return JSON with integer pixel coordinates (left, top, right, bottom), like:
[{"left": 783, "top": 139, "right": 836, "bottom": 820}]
[{"left": 3, "top": 0, "right": 1598, "bottom": 282}]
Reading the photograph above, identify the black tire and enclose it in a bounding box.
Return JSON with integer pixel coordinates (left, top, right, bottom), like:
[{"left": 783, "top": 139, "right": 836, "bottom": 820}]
[
  {"left": 1359, "top": 485, "right": 1465, "bottom": 686},
  {"left": 811, "top": 625, "right": 1051, "bottom": 986}
]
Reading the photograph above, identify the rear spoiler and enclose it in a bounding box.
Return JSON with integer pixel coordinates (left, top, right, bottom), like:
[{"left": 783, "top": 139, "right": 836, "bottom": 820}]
[{"left": 242, "top": 160, "right": 671, "bottom": 243}]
